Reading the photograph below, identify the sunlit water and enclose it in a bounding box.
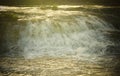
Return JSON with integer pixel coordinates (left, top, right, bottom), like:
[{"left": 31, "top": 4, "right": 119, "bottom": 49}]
[
  {"left": 0, "top": 5, "right": 120, "bottom": 76},
  {"left": 0, "top": 5, "right": 115, "bottom": 58}
]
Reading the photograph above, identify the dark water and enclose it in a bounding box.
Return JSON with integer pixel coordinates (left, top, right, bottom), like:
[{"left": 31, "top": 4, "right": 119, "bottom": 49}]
[{"left": 0, "top": 5, "right": 120, "bottom": 76}]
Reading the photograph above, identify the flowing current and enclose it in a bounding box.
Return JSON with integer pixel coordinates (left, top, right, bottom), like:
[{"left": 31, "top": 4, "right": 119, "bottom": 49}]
[{"left": 1, "top": 6, "right": 113, "bottom": 58}]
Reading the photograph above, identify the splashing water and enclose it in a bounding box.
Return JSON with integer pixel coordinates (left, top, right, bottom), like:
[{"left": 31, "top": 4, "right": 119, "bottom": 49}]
[
  {"left": 1, "top": 6, "right": 113, "bottom": 59},
  {"left": 13, "top": 10, "right": 112, "bottom": 59},
  {"left": 0, "top": 6, "right": 120, "bottom": 76}
]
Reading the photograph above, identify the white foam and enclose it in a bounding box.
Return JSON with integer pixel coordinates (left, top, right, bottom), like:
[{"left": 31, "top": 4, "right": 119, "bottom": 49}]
[{"left": 17, "top": 11, "right": 113, "bottom": 59}]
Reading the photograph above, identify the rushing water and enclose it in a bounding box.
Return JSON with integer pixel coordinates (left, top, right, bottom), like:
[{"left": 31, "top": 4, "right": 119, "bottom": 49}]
[
  {"left": 0, "top": 5, "right": 116, "bottom": 58},
  {"left": 0, "top": 5, "right": 120, "bottom": 76}
]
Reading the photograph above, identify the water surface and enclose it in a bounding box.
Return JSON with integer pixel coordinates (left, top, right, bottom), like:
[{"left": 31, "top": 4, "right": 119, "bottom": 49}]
[{"left": 0, "top": 5, "right": 120, "bottom": 76}]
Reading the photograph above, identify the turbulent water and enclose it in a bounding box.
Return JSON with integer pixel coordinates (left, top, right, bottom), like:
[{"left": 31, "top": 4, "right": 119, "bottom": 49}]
[
  {"left": 18, "top": 12, "right": 113, "bottom": 58},
  {"left": 0, "top": 5, "right": 119, "bottom": 59},
  {"left": 0, "top": 5, "right": 120, "bottom": 76}
]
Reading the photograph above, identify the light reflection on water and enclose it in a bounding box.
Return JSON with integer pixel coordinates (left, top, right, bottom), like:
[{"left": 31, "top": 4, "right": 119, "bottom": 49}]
[
  {"left": 0, "top": 56, "right": 117, "bottom": 76},
  {"left": 0, "top": 5, "right": 117, "bottom": 58},
  {"left": 0, "top": 5, "right": 120, "bottom": 76}
]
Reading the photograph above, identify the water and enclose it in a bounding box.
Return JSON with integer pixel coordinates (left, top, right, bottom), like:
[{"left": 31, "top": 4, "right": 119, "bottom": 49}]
[
  {"left": 0, "top": 5, "right": 114, "bottom": 58},
  {"left": 0, "top": 5, "right": 120, "bottom": 76}
]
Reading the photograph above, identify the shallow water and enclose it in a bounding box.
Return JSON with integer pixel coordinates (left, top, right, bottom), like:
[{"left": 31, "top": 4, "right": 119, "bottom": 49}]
[
  {"left": 0, "top": 5, "right": 120, "bottom": 76},
  {"left": 0, "top": 56, "right": 119, "bottom": 76}
]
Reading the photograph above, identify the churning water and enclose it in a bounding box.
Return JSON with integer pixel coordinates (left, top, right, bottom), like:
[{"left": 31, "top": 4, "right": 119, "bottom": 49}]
[
  {"left": 0, "top": 5, "right": 115, "bottom": 58},
  {"left": 1, "top": 5, "right": 120, "bottom": 76}
]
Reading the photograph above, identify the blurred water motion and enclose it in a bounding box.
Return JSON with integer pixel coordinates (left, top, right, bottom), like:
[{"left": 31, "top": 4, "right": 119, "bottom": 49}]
[{"left": 0, "top": 5, "right": 120, "bottom": 76}]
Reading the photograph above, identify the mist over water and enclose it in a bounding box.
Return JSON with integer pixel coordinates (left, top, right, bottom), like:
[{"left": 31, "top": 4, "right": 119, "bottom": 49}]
[
  {"left": 18, "top": 15, "right": 112, "bottom": 58},
  {"left": 0, "top": 4, "right": 120, "bottom": 76},
  {"left": 0, "top": 5, "right": 117, "bottom": 59}
]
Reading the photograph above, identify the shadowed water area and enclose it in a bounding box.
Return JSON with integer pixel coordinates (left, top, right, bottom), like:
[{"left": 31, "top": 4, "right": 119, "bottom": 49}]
[{"left": 0, "top": 5, "right": 120, "bottom": 76}]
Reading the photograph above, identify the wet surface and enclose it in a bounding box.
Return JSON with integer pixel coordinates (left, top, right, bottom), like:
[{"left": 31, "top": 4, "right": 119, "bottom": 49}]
[
  {"left": 0, "top": 56, "right": 119, "bottom": 76},
  {"left": 0, "top": 5, "right": 120, "bottom": 76}
]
